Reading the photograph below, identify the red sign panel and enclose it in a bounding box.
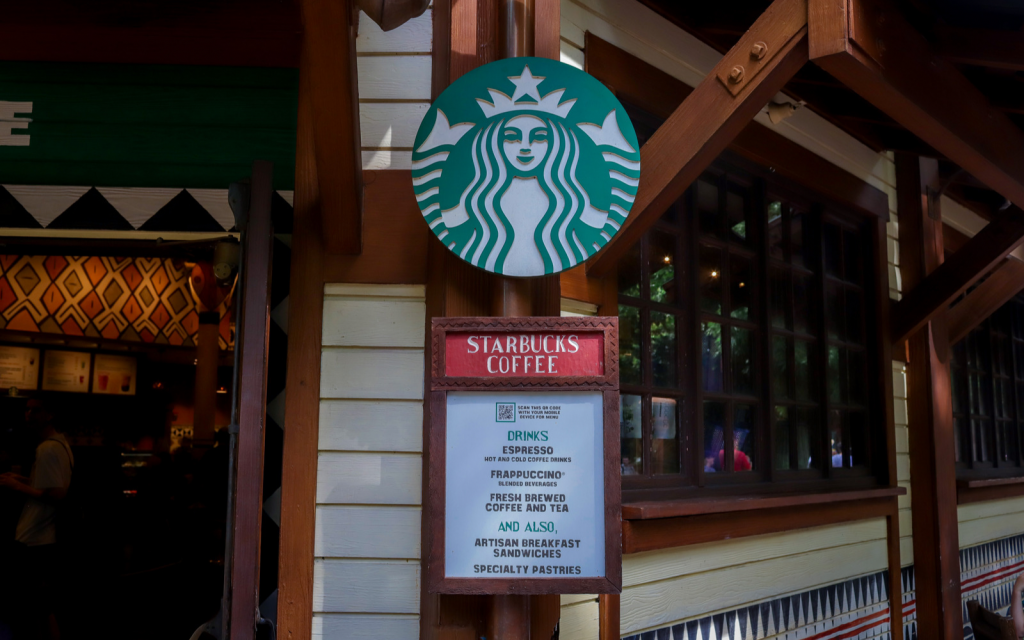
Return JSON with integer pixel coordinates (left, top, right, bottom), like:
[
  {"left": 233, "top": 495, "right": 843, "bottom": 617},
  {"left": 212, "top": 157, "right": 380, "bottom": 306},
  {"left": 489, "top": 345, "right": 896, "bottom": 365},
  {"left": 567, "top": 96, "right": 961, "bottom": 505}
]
[{"left": 445, "top": 331, "right": 604, "bottom": 377}]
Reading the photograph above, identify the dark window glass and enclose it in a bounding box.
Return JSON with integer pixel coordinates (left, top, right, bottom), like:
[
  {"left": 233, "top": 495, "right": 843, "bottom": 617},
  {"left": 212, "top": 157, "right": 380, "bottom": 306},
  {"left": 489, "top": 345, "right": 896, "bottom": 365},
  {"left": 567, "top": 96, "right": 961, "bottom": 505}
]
[{"left": 614, "top": 148, "right": 879, "bottom": 491}]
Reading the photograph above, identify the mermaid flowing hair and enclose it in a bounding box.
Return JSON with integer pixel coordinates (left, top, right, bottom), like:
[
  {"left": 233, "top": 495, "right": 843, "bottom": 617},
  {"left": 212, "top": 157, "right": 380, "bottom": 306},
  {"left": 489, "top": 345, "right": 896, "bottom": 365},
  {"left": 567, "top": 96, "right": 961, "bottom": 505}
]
[{"left": 451, "top": 115, "right": 602, "bottom": 275}]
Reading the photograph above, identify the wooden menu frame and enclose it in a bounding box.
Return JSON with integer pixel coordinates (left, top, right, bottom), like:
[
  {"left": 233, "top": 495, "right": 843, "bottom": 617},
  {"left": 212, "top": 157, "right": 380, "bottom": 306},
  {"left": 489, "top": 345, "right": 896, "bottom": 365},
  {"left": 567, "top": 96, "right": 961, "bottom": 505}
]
[{"left": 427, "top": 316, "right": 622, "bottom": 595}]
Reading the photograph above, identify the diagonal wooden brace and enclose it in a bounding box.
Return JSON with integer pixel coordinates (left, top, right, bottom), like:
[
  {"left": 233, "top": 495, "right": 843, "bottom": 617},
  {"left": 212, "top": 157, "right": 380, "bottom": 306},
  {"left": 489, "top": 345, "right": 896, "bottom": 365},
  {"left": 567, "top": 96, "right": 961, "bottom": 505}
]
[
  {"left": 891, "top": 212, "right": 1024, "bottom": 346},
  {"left": 586, "top": 0, "right": 809, "bottom": 277}
]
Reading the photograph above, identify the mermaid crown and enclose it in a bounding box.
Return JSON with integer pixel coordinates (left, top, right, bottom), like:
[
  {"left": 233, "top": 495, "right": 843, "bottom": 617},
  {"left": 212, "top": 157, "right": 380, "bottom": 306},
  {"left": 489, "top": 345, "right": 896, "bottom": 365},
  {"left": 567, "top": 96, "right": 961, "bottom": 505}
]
[{"left": 477, "top": 65, "right": 576, "bottom": 119}]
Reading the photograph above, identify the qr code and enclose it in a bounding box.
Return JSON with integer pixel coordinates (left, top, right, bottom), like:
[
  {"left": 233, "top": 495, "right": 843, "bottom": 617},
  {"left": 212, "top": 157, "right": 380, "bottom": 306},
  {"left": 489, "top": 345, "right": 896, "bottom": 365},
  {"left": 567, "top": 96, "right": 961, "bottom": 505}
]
[{"left": 496, "top": 402, "right": 516, "bottom": 423}]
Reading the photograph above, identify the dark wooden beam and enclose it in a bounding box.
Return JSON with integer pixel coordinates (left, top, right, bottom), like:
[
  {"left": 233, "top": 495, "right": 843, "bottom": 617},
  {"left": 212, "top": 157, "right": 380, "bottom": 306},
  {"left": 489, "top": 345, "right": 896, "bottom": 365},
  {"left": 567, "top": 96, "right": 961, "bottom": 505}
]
[
  {"left": 230, "top": 160, "right": 275, "bottom": 640},
  {"left": 933, "top": 25, "right": 1024, "bottom": 72},
  {"left": 585, "top": 34, "right": 889, "bottom": 220},
  {"left": 808, "top": 0, "right": 1024, "bottom": 212},
  {"left": 948, "top": 259, "right": 1024, "bottom": 345},
  {"left": 302, "top": 0, "right": 364, "bottom": 254},
  {"left": 586, "top": 0, "right": 810, "bottom": 277},
  {"left": 895, "top": 153, "right": 963, "bottom": 640},
  {"left": 890, "top": 212, "right": 1024, "bottom": 345}
]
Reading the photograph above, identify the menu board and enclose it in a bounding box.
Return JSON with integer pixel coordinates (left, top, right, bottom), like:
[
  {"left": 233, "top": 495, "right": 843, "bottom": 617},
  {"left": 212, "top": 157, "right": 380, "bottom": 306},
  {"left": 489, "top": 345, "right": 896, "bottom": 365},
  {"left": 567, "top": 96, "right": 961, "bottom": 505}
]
[
  {"left": 0, "top": 345, "right": 40, "bottom": 391},
  {"left": 42, "top": 350, "right": 91, "bottom": 393},
  {"left": 92, "top": 354, "right": 137, "bottom": 396},
  {"left": 444, "top": 390, "right": 605, "bottom": 579}
]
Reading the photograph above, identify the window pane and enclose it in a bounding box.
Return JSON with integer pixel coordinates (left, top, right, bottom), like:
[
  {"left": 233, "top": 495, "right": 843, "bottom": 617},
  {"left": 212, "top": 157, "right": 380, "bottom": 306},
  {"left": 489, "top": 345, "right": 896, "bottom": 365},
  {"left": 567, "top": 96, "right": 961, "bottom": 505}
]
[
  {"left": 699, "top": 245, "right": 723, "bottom": 314},
  {"left": 620, "top": 394, "right": 643, "bottom": 475},
  {"left": 731, "top": 327, "right": 755, "bottom": 395},
  {"left": 1001, "top": 422, "right": 1019, "bottom": 465},
  {"left": 775, "top": 405, "right": 791, "bottom": 470},
  {"left": 793, "top": 274, "right": 813, "bottom": 335},
  {"left": 824, "top": 223, "right": 842, "bottom": 278},
  {"left": 794, "top": 406, "right": 819, "bottom": 469},
  {"left": 619, "top": 304, "right": 642, "bottom": 385},
  {"left": 727, "top": 189, "right": 749, "bottom": 244},
  {"left": 826, "top": 284, "right": 845, "bottom": 341},
  {"left": 697, "top": 179, "right": 720, "bottom": 234},
  {"left": 828, "top": 346, "right": 842, "bottom": 403},
  {"left": 996, "top": 379, "right": 1012, "bottom": 420},
  {"left": 768, "top": 201, "right": 784, "bottom": 261},
  {"left": 848, "top": 350, "right": 865, "bottom": 406},
  {"left": 651, "top": 311, "right": 677, "bottom": 388},
  {"left": 954, "top": 417, "right": 966, "bottom": 463},
  {"left": 702, "top": 322, "right": 723, "bottom": 393},
  {"left": 770, "top": 268, "right": 789, "bottom": 330},
  {"left": 846, "top": 290, "right": 863, "bottom": 345},
  {"left": 650, "top": 231, "right": 676, "bottom": 304},
  {"left": 704, "top": 401, "right": 725, "bottom": 473},
  {"left": 652, "top": 397, "right": 680, "bottom": 474},
  {"left": 829, "top": 409, "right": 844, "bottom": 468},
  {"left": 843, "top": 229, "right": 863, "bottom": 284},
  {"left": 618, "top": 241, "right": 642, "bottom": 297},
  {"left": 849, "top": 411, "right": 867, "bottom": 467},
  {"left": 773, "top": 336, "right": 790, "bottom": 400},
  {"left": 730, "top": 254, "right": 753, "bottom": 320},
  {"left": 734, "top": 404, "right": 756, "bottom": 471},
  {"left": 795, "top": 340, "right": 815, "bottom": 402},
  {"left": 975, "top": 419, "right": 992, "bottom": 462},
  {"left": 791, "top": 210, "right": 807, "bottom": 268}
]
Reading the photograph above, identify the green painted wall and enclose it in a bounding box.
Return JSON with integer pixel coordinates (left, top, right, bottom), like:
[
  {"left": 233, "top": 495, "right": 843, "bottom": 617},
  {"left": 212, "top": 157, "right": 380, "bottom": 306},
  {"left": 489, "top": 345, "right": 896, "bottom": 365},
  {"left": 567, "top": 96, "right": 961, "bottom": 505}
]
[{"left": 0, "top": 62, "right": 298, "bottom": 190}]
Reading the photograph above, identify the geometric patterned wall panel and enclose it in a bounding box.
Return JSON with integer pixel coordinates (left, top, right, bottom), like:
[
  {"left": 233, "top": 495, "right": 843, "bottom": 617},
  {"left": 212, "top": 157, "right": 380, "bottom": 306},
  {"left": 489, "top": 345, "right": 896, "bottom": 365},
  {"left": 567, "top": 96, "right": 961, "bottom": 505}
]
[{"left": 0, "top": 254, "right": 233, "bottom": 349}]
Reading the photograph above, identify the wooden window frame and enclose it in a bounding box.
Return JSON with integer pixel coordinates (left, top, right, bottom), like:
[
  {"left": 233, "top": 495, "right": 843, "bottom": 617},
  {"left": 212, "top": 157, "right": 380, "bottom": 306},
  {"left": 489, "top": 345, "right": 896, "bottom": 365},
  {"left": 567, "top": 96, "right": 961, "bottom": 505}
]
[{"left": 585, "top": 34, "right": 898, "bottom": 518}]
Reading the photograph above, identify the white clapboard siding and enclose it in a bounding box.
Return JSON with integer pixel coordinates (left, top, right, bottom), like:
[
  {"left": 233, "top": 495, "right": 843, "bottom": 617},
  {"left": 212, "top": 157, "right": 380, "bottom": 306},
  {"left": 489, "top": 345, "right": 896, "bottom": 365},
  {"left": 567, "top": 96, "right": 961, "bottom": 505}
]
[
  {"left": 959, "top": 495, "right": 1024, "bottom": 548},
  {"left": 315, "top": 506, "right": 421, "bottom": 558},
  {"left": 560, "top": 600, "right": 600, "bottom": 640},
  {"left": 325, "top": 283, "right": 425, "bottom": 298},
  {"left": 322, "top": 298, "right": 425, "bottom": 347},
  {"left": 620, "top": 539, "right": 888, "bottom": 634},
  {"left": 363, "top": 149, "right": 414, "bottom": 170},
  {"left": 960, "top": 512, "right": 1024, "bottom": 548},
  {"left": 320, "top": 399, "right": 423, "bottom": 452},
  {"left": 313, "top": 614, "right": 419, "bottom": 640},
  {"left": 315, "top": 284, "right": 425, "bottom": 637},
  {"left": 321, "top": 349, "right": 425, "bottom": 399},
  {"left": 317, "top": 452, "right": 422, "bottom": 505},
  {"left": 357, "top": 9, "right": 432, "bottom": 53},
  {"left": 359, "top": 102, "right": 430, "bottom": 150},
  {"left": 623, "top": 519, "right": 886, "bottom": 588},
  {"left": 313, "top": 559, "right": 421, "bottom": 613},
  {"left": 358, "top": 56, "right": 432, "bottom": 100}
]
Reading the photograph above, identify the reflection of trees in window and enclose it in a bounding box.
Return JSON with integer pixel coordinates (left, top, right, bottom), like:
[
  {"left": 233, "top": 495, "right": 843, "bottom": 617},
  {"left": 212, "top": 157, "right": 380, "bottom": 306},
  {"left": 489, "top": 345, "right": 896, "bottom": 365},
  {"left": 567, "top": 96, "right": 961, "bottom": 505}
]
[{"left": 616, "top": 152, "right": 883, "bottom": 496}]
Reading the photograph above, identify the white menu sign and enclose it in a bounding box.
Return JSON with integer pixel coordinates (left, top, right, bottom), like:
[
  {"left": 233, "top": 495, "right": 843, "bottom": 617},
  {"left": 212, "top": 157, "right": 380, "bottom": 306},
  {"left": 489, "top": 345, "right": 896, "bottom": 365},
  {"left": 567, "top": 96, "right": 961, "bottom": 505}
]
[
  {"left": 445, "top": 390, "right": 605, "bottom": 579},
  {"left": 42, "top": 350, "right": 91, "bottom": 393},
  {"left": 0, "top": 345, "right": 40, "bottom": 390}
]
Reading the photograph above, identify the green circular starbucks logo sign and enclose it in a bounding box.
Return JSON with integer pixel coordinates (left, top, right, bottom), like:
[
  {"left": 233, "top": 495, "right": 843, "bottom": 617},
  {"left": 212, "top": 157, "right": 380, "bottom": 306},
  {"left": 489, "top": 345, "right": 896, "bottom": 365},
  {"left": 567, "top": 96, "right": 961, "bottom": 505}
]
[{"left": 412, "top": 57, "right": 641, "bottom": 277}]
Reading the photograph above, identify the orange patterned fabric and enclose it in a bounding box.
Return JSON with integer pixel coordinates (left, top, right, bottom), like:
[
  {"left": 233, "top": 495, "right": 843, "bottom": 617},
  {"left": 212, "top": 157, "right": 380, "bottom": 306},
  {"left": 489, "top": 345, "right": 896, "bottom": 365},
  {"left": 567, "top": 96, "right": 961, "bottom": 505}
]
[{"left": 0, "top": 255, "right": 233, "bottom": 349}]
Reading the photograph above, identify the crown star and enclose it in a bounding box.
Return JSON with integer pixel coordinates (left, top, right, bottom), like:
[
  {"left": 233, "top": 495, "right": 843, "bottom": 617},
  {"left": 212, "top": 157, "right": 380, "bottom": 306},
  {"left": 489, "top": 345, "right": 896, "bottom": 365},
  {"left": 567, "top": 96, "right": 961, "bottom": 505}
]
[
  {"left": 510, "top": 65, "right": 544, "bottom": 103},
  {"left": 477, "top": 65, "right": 576, "bottom": 119}
]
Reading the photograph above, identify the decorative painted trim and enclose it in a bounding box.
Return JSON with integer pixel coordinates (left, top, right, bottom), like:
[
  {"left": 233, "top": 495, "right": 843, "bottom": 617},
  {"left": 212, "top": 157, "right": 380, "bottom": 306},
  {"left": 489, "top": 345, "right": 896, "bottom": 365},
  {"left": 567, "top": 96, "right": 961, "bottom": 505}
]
[
  {"left": 0, "top": 184, "right": 296, "bottom": 234},
  {"left": 622, "top": 570, "right": 895, "bottom": 640}
]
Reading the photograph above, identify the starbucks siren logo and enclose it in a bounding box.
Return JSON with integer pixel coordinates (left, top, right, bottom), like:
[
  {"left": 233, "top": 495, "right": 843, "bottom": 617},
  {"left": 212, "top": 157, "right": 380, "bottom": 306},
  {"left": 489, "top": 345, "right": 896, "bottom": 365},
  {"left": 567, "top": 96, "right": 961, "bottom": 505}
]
[{"left": 412, "top": 57, "right": 641, "bottom": 277}]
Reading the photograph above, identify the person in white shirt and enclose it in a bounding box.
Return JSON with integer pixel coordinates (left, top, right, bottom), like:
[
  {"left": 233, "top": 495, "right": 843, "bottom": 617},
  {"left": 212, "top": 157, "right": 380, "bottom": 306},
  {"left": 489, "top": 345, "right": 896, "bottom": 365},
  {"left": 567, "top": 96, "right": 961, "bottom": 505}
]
[{"left": 0, "top": 400, "right": 73, "bottom": 640}]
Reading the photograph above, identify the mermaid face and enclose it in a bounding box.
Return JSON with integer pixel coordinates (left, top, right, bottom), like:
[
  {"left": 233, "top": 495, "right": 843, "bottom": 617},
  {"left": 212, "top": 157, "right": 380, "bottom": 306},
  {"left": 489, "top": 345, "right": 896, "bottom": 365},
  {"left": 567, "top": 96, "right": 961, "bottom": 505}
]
[{"left": 502, "top": 115, "right": 550, "bottom": 176}]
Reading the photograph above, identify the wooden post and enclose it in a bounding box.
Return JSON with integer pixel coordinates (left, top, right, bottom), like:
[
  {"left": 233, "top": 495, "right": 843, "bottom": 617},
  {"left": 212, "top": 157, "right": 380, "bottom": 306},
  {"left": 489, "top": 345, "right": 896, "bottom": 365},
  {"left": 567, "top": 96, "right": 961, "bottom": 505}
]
[
  {"left": 896, "top": 153, "right": 963, "bottom": 639},
  {"left": 229, "top": 160, "right": 276, "bottom": 639}
]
